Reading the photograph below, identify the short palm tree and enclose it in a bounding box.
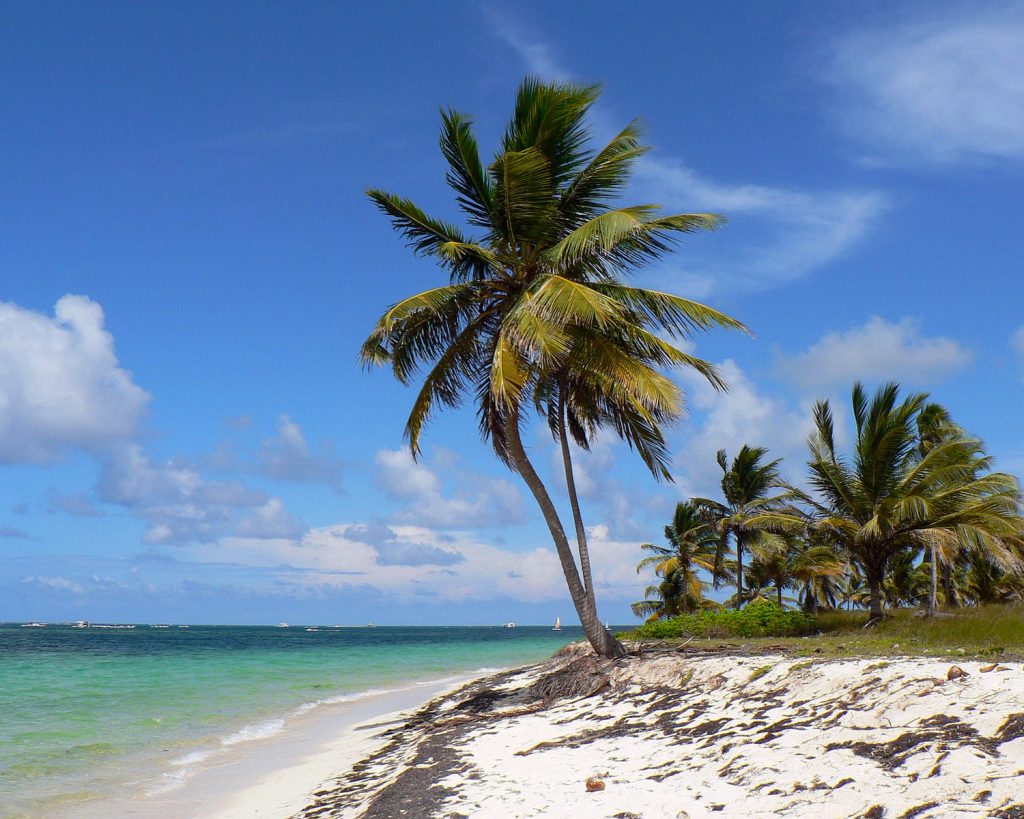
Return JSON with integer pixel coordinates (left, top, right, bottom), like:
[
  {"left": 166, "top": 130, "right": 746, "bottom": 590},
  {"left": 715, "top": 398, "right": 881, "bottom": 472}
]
[
  {"left": 695, "top": 446, "right": 787, "bottom": 609},
  {"left": 633, "top": 501, "right": 720, "bottom": 619},
  {"left": 795, "top": 382, "right": 1021, "bottom": 621},
  {"left": 361, "top": 78, "right": 745, "bottom": 656}
]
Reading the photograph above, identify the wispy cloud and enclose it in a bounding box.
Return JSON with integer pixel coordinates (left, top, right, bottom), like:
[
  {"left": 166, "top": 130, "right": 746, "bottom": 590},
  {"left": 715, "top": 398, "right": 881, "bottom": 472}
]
[
  {"left": 1012, "top": 325, "right": 1024, "bottom": 378},
  {"left": 484, "top": 7, "right": 570, "bottom": 79},
  {"left": 826, "top": 5, "right": 1024, "bottom": 164},
  {"left": 482, "top": 11, "right": 888, "bottom": 294},
  {"left": 635, "top": 159, "right": 888, "bottom": 294}
]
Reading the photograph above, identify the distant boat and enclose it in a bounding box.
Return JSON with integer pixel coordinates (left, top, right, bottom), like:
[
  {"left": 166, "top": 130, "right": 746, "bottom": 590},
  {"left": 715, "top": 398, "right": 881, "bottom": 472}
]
[
  {"left": 71, "top": 620, "right": 89, "bottom": 629},
  {"left": 367, "top": 623, "right": 375, "bottom": 628},
  {"left": 553, "top": 617, "right": 561, "bottom": 631},
  {"left": 21, "top": 622, "right": 45, "bottom": 628},
  {"left": 504, "top": 622, "right": 516, "bottom": 628},
  {"left": 277, "top": 623, "right": 289, "bottom": 628}
]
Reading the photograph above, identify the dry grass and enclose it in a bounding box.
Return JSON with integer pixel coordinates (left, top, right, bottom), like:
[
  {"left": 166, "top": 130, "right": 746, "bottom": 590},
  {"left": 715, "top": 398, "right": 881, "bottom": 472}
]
[{"left": 624, "top": 605, "right": 1024, "bottom": 661}]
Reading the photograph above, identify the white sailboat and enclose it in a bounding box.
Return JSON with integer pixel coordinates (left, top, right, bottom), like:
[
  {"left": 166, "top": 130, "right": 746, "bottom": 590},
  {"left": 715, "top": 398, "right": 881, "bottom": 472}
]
[{"left": 552, "top": 617, "right": 561, "bottom": 631}]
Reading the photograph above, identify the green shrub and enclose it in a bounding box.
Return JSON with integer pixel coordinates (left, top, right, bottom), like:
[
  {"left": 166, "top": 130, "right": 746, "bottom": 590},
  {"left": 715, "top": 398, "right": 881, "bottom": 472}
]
[{"left": 624, "top": 601, "right": 817, "bottom": 640}]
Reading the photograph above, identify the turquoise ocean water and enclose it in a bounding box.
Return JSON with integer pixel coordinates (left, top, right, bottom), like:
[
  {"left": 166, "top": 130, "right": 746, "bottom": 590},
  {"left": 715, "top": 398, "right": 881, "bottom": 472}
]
[{"left": 0, "top": 622, "right": 585, "bottom": 817}]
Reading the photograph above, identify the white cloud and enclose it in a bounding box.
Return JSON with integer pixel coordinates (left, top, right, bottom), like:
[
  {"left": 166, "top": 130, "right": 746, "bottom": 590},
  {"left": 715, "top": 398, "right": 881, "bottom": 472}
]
[
  {"left": 776, "top": 316, "right": 972, "bottom": 389},
  {"left": 256, "top": 414, "right": 342, "bottom": 487},
  {"left": 374, "top": 447, "right": 524, "bottom": 528},
  {"left": 237, "top": 498, "right": 306, "bottom": 540},
  {"left": 828, "top": 6, "right": 1024, "bottom": 163},
  {"left": 23, "top": 575, "right": 84, "bottom": 594},
  {"left": 184, "top": 519, "right": 655, "bottom": 608},
  {"left": 544, "top": 434, "right": 670, "bottom": 540},
  {"left": 673, "top": 359, "right": 813, "bottom": 497},
  {"left": 485, "top": 8, "right": 569, "bottom": 79},
  {"left": 634, "top": 158, "right": 888, "bottom": 294},
  {"left": 98, "top": 444, "right": 301, "bottom": 544},
  {"left": 0, "top": 295, "right": 149, "bottom": 464},
  {"left": 1012, "top": 325, "right": 1024, "bottom": 376}
]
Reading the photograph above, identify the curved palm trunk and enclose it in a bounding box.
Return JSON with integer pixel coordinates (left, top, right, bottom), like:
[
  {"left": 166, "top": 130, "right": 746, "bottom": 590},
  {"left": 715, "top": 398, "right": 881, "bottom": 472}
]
[
  {"left": 776, "top": 582, "right": 783, "bottom": 608},
  {"left": 735, "top": 532, "right": 744, "bottom": 610},
  {"left": 557, "top": 397, "right": 594, "bottom": 597},
  {"left": 505, "top": 414, "right": 624, "bottom": 658}
]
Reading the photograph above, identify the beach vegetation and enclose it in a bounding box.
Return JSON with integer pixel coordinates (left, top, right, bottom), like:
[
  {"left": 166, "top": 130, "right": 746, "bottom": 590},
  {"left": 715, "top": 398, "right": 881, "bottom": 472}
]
[
  {"left": 636, "top": 382, "right": 1023, "bottom": 634},
  {"left": 693, "top": 446, "right": 789, "bottom": 609},
  {"left": 626, "top": 600, "right": 816, "bottom": 640},
  {"left": 783, "top": 382, "right": 1022, "bottom": 621},
  {"left": 362, "top": 77, "right": 745, "bottom": 657},
  {"left": 632, "top": 501, "right": 721, "bottom": 619}
]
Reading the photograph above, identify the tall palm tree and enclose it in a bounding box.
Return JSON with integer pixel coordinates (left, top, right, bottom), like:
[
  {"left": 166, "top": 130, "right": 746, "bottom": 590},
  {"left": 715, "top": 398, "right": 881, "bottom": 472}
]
[
  {"left": 795, "top": 382, "right": 1021, "bottom": 621},
  {"left": 361, "top": 78, "right": 745, "bottom": 656},
  {"left": 633, "top": 501, "right": 721, "bottom": 619},
  {"left": 695, "top": 446, "right": 787, "bottom": 609}
]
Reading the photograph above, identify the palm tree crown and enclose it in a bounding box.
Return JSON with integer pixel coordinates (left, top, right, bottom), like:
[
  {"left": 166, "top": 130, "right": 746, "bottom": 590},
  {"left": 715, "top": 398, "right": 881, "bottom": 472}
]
[
  {"left": 695, "top": 445, "right": 788, "bottom": 609},
  {"left": 633, "top": 501, "right": 720, "bottom": 619},
  {"left": 798, "top": 382, "right": 1021, "bottom": 620},
  {"left": 361, "top": 78, "right": 746, "bottom": 656}
]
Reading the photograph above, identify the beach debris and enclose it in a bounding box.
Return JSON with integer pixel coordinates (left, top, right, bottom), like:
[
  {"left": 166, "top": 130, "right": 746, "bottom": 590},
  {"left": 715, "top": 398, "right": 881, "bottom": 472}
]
[
  {"left": 528, "top": 654, "right": 611, "bottom": 703},
  {"left": 981, "top": 663, "right": 999, "bottom": 672},
  {"left": 947, "top": 665, "right": 969, "bottom": 680},
  {"left": 585, "top": 777, "right": 605, "bottom": 792}
]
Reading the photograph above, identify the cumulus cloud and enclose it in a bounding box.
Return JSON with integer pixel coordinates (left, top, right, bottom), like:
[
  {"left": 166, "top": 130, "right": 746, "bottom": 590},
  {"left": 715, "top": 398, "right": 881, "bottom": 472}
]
[
  {"left": 344, "top": 522, "right": 464, "bottom": 567},
  {"left": 0, "top": 295, "right": 149, "bottom": 464},
  {"left": 237, "top": 498, "right": 306, "bottom": 540},
  {"left": 634, "top": 159, "right": 888, "bottom": 294},
  {"left": 374, "top": 448, "right": 524, "bottom": 528},
  {"left": 544, "top": 435, "right": 670, "bottom": 540},
  {"left": 256, "top": 415, "right": 342, "bottom": 487},
  {"left": 185, "top": 524, "right": 569, "bottom": 604},
  {"left": 775, "top": 316, "right": 971, "bottom": 389},
  {"left": 828, "top": 6, "right": 1024, "bottom": 163},
  {"left": 98, "top": 444, "right": 302, "bottom": 544},
  {"left": 673, "top": 359, "right": 814, "bottom": 497}
]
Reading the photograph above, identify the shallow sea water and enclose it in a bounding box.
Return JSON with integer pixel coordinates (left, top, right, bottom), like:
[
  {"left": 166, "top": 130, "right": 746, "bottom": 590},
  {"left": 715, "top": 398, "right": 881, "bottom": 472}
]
[{"left": 0, "top": 623, "right": 582, "bottom": 817}]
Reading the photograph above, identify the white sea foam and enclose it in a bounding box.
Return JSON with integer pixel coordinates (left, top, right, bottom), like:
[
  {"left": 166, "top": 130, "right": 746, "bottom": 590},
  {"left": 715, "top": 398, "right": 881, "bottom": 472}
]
[
  {"left": 221, "top": 718, "right": 285, "bottom": 746},
  {"left": 170, "top": 749, "right": 215, "bottom": 767}
]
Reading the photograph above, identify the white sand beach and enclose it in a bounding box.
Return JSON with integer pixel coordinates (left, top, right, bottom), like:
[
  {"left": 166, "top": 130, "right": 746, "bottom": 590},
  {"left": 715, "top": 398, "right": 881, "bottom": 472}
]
[
  {"left": 82, "top": 648, "right": 1024, "bottom": 819},
  {"left": 289, "top": 648, "right": 1024, "bottom": 819}
]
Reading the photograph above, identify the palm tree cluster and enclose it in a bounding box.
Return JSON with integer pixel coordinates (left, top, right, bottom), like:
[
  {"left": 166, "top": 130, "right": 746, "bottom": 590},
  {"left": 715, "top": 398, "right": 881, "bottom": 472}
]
[
  {"left": 635, "top": 382, "right": 1024, "bottom": 622},
  {"left": 363, "top": 78, "right": 745, "bottom": 656}
]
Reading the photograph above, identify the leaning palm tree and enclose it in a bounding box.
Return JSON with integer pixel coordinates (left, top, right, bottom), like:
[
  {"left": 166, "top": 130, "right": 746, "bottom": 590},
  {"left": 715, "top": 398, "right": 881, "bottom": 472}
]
[
  {"left": 361, "top": 78, "right": 745, "bottom": 656},
  {"left": 793, "top": 382, "right": 1021, "bottom": 621},
  {"left": 633, "top": 501, "right": 721, "bottom": 619},
  {"left": 695, "top": 446, "right": 787, "bottom": 609}
]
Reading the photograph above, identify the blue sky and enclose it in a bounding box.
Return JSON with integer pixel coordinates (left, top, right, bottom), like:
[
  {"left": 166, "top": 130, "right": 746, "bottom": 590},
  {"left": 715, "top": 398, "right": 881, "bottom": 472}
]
[{"left": 2, "top": 1, "right": 1022, "bottom": 625}]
